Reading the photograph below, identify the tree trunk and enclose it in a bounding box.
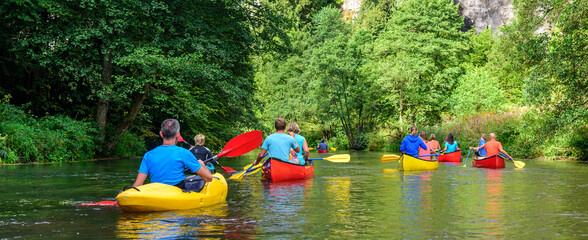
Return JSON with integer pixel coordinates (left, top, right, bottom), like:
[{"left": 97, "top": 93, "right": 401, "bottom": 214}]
[
  {"left": 96, "top": 52, "right": 113, "bottom": 150},
  {"left": 105, "top": 82, "right": 150, "bottom": 153}
]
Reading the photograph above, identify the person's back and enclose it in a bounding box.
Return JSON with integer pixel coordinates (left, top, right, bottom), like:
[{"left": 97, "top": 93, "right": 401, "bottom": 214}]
[
  {"left": 485, "top": 139, "right": 502, "bottom": 156},
  {"left": 190, "top": 145, "right": 212, "bottom": 161},
  {"left": 477, "top": 139, "right": 487, "bottom": 156},
  {"left": 445, "top": 141, "right": 458, "bottom": 153},
  {"left": 318, "top": 142, "right": 328, "bottom": 150},
  {"left": 294, "top": 134, "right": 306, "bottom": 165},
  {"left": 264, "top": 132, "right": 298, "bottom": 162},
  {"left": 429, "top": 140, "right": 440, "bottom": 151},
  {"left": 140, "top": 145, "right": 202, "bottom": 185},
  {"left": 418, "top": 141, "right": 431, "bottom": 160},
  {"left": 400, "top": 135, "right": 427, "bottom": 157}
]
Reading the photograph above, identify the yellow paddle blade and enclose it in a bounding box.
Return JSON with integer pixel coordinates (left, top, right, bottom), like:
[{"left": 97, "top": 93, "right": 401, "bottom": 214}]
[
  {"left": 323, "top": 154, "right": 350, "bottom": 163},
  {"left": 381, "top": 154, "right": 400, "bottom": 162},
  {"left": 229, "top": 163, "right": 263, "bottom": 180},
  {"left": 244, "top": 166, "right": 263, "bottom": 176},
  {"left": 309, "top": 147, "right": 315, "bottom": 150},
  {"left": 513, "top": 160, "right": 525, "bottom": 168},
  {"left": 330, "top": 147, "right": 337, "bottom": 151}
]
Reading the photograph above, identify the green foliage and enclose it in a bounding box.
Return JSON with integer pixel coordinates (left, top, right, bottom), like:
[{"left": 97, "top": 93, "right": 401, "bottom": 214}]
[
  {"left": 113, "top": 131, "right": 146, "bottom": 158},
  {"left": 0, "top": 101, "right": 99, "bottom": 163},
  {"left": 450, "top": 67, "right": 506, "bottom": 115}
]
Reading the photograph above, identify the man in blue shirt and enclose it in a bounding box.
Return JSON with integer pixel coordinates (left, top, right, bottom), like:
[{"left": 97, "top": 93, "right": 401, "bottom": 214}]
[
  {"left": 400, "top": 125, "right": 428, "bottom": 157},
  {"left": 253, "top": 118, "right": 300, "bottom": 165},
  {"left": 317, "top": 139, "right": 328, "bottom": 151},
  {"left": 132, "top": 119, "right": 212, "bottom": 188}
]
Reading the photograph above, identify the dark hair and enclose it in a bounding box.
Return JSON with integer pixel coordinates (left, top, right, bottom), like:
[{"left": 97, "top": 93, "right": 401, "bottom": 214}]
[
  {"left": 446, "top": 133, "right": 454, "bottom": 145},
  {"left": 410, "top": 125, "right": 418, "bottom": 135},
  {"left": 419, "top": 131, "right": 427, "bottom": 141},
  {"left": 321, "top": 139, "right": 325, "bottom": 143},
  {"left": 430, "top": 134, "right": 436, "bottom": 141},
  {"left": 275, "top": 118, "right": 287, "bottom": 131},
  {"left": 161, "top": 119, "right": 180, "bottom": 140},
  {"left": 481, "top": 134, "right": 487, "bottom": 140}
]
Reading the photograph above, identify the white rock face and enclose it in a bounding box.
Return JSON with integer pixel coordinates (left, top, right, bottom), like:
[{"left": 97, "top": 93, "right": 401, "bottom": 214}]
[{"left": 456, "top": 0, "right": 515, "bottom": 33}]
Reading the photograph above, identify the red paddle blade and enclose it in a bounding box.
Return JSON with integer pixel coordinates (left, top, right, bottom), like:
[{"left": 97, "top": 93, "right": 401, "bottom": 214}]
[
  {"left": 218, "top": 130, "right": 263, "bottom": 158},
  {"left": 178, "top": 134, "right": 186, "bottom": 143},
  {"left": 77, "top": 201, "right": 118, "bottom": 207},
  {"left": 220, "top": 166, "right": 237, "bottom": 173}
]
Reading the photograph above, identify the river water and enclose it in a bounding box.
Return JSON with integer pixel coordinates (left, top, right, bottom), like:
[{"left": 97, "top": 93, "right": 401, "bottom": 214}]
[{"left": 1, "top": 151, "right": 587, "bottom": 239}]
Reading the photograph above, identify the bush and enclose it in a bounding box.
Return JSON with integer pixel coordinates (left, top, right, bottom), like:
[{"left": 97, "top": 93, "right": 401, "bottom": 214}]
[
  {"left": 114, "top": 131, "right": 147, "bottom": 157},
  {"left": 0, "top": 101, "right": 99, "bottom": 163}
]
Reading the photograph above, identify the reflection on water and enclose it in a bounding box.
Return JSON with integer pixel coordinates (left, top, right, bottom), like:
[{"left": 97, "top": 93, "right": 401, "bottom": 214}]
[
  {"left": 1, "top": 153, "right": 588, "bottom": 239},
  {"left": 116, "top": 204, "right": 229, "bottom": 239},
  {"left": 484, "top": 170, "right": 504, "bottom": 236}
]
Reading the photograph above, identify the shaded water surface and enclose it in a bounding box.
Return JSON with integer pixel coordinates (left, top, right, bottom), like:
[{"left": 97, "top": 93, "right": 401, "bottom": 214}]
[{"left": 1, "top": 151, "right": 588, "bottom": 239}]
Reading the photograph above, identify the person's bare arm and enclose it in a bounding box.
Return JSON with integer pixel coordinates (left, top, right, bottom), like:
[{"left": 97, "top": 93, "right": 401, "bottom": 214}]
[
  {"left": 303, "top": 140, "right": 310, "bottom": 161},
  {"left": 289, "top": 132, "right": 300, "bottom": 153},
  {"left": 196, "top": 160, "right": 213, "bottom": 182},
  {"left": 254, "top": 149, "right": 267, "bottom": 165},
  {"left": 499, "top": 147, "right": 512, "bottom": 159},
  {"left": 133, "top": 173, "right": 148, "bottom": 187}
]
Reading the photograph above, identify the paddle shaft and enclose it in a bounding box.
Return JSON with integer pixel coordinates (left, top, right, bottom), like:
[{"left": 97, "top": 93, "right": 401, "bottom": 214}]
[{"left": 463, "top": 148, "right": 471, "bottom": 167}]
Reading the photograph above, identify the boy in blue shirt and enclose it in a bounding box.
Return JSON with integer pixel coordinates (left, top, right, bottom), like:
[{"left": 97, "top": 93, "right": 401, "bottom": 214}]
[
  {"left": 400, "top": 125, "right": 428, "bottom": 157},
  {"left": 253, "top": 118, "right": 300, "bottom": 165},
  {"left": 132, "top": 119, "right": 212, "bottom": 189}
]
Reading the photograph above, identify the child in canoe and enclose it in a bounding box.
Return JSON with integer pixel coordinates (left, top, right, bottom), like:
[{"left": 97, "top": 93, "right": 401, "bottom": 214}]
[
  {"left": 418, "top": 132, "right": 435, "bottom": 160},
  {"left": 442, "top": 133, "right": 460, "bottom": 153}
]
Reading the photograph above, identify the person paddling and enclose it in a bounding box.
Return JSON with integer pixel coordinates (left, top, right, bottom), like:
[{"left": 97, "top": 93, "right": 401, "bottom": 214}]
[
  {"left": 418, "top": 131, "right": 435, "bottom": 160},
  {"left": 481, "top": 133, "right": 513, "bottom": 159},
  {"left": 469, "top": 134, "right": 487, "bottom": 159},
  {"left": 287, "top": 122, "right": 310, "bottom": 165},
  {"left": 189, "top": 134, "right": 216, "bottom": 173},
  {"left": 442, "top": 133, "right": 460, "bottom": 153},
  {"left": 317, "top": 139, "right": 328, "bottom": 151},
  {"left": 253, "top": 118, "right": 300, "bottom": 166},
  {"left": 400, "top": 125, "right": 428, "bottom": 158},
  {"left": 132, "top": 119, "right": 212, "bottom": 189}
]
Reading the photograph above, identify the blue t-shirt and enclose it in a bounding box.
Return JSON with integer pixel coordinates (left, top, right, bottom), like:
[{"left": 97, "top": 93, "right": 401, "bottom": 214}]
[
  {"left": 477, "top": 139, "right": 487, "bottom": 156},
  {"left": 317, "top": 142, "right": 328, "bottom": 150},
  {"left": 445, "top": 141, "right": 459, "bottom": 153},
  {"left": 294, "top": 134, "right": 306, "bottom": 165},
  {"left": 262, "top": 132, "right": 299, "bottom": 162},
  {"left": 138, "top": 145, "right": 202, "bottom": 185}
]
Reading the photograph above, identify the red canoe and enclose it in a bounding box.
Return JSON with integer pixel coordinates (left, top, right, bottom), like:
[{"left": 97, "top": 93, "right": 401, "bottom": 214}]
[
  {"left": 438, "top": 150, "right": 462, "bottom": 162},
  {"left": 472, "top": 155, "right": 505, "bottom": 168},
  {"left": 317, "top": 149, "right": 329, "bottom": 153},
  {"left": 262, "top": 158, "right": 314, "bottom": 182}
]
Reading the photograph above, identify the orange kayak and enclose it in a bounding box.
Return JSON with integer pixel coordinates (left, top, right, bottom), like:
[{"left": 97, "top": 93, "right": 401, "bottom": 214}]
[{"left": 262, "top": 158, "right": 314, "bottom": 182}]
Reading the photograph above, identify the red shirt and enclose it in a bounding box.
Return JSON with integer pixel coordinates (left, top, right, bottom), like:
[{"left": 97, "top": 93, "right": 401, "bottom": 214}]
[{"left": 485, "top": 140, "right": 503, "bottom": 157}]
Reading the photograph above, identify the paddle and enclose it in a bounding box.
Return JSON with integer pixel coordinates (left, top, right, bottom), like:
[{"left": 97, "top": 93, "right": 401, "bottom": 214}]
[
  {"left": 417, "top": 154, "right": 441, "bottom": 157},
  {"left": 309, "top": 147, "right": 315, "bottom": 150},
  {"left": 499, "top": 153, "right": 525, "bottom": 168},
  {"left": 462, "top": 148, "right": 471, "bottom": 167},
  {"left": 309, "top": 154, "right": 350, "bottom": 163},
  {"left": 229, "top": 153, "right": 268, "bottom": 180},
  {"left": 381, "top": 154, "right": 401, "bottom": 162},
  {"left": 178, "top": 134, "right": 236, "bottom": 173},
  {"left": 330, "top": 147, "right": 337, "bottom": 151}
]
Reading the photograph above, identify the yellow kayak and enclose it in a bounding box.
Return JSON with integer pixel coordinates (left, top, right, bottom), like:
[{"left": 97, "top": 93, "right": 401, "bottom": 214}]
[
  {"left": 116, "top": 173, "right": 228, "bottom": 212},
  {"left": 398, "top": 154, "right": 439, "bottom": 171}
]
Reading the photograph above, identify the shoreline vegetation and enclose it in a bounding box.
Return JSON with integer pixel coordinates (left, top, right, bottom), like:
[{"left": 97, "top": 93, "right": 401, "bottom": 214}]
[{"left": 1, "top": 0, "right": 586, "bottom": 163}]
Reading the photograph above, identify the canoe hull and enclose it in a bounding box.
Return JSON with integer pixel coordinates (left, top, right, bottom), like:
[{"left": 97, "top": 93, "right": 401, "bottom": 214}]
[
  {"left": 317, "top": 150, "right": 329, "bottom": 153},
  {"left": 399, "top": 154, "right": 439, "bottom": 171},
  {"left": 263, "top": 158, "right": 314, "bottom": 182},
  {"left": 116, "top": 173, "right": 227, "bottom": 212},
  {"left": 438, "top": 150, "right": 462, "bottom": 162},
  {"left": 472, "top": 155, "right": 505, "bottom": 169}
]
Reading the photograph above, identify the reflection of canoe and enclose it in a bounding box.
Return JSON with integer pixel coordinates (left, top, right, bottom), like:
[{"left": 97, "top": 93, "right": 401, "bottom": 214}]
[
  {"left": 472, "top": 155, "right": 505, "bottom": 169},
  {"left": 116, "top": 173, "right": 227, "bottom": 212},
  {"left": 116, "top": 204, "right": 229, "bottom": 239},
  {"left": 399, "top": 154, "right": 438, "bottom": 171},
  {"left": 262, "top": 158, "right": 314, "bottom": 182},
  {"left": 438, "top": 150, "right": 462, "bottom": 162},
  {"left": 317, "top": 149, "right": 329, "bottom": 153}
]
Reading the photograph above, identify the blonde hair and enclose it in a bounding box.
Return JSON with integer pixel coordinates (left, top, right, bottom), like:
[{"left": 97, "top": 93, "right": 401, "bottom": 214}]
[
  {"left": 430, "top": 134, "right": 436, "bottom": 141},
  {"left": 287, "top": 122, "right": 301, "bottom": 134},
  {"left": 194, "top": 134, "right": 206, "bottom": 146}
]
